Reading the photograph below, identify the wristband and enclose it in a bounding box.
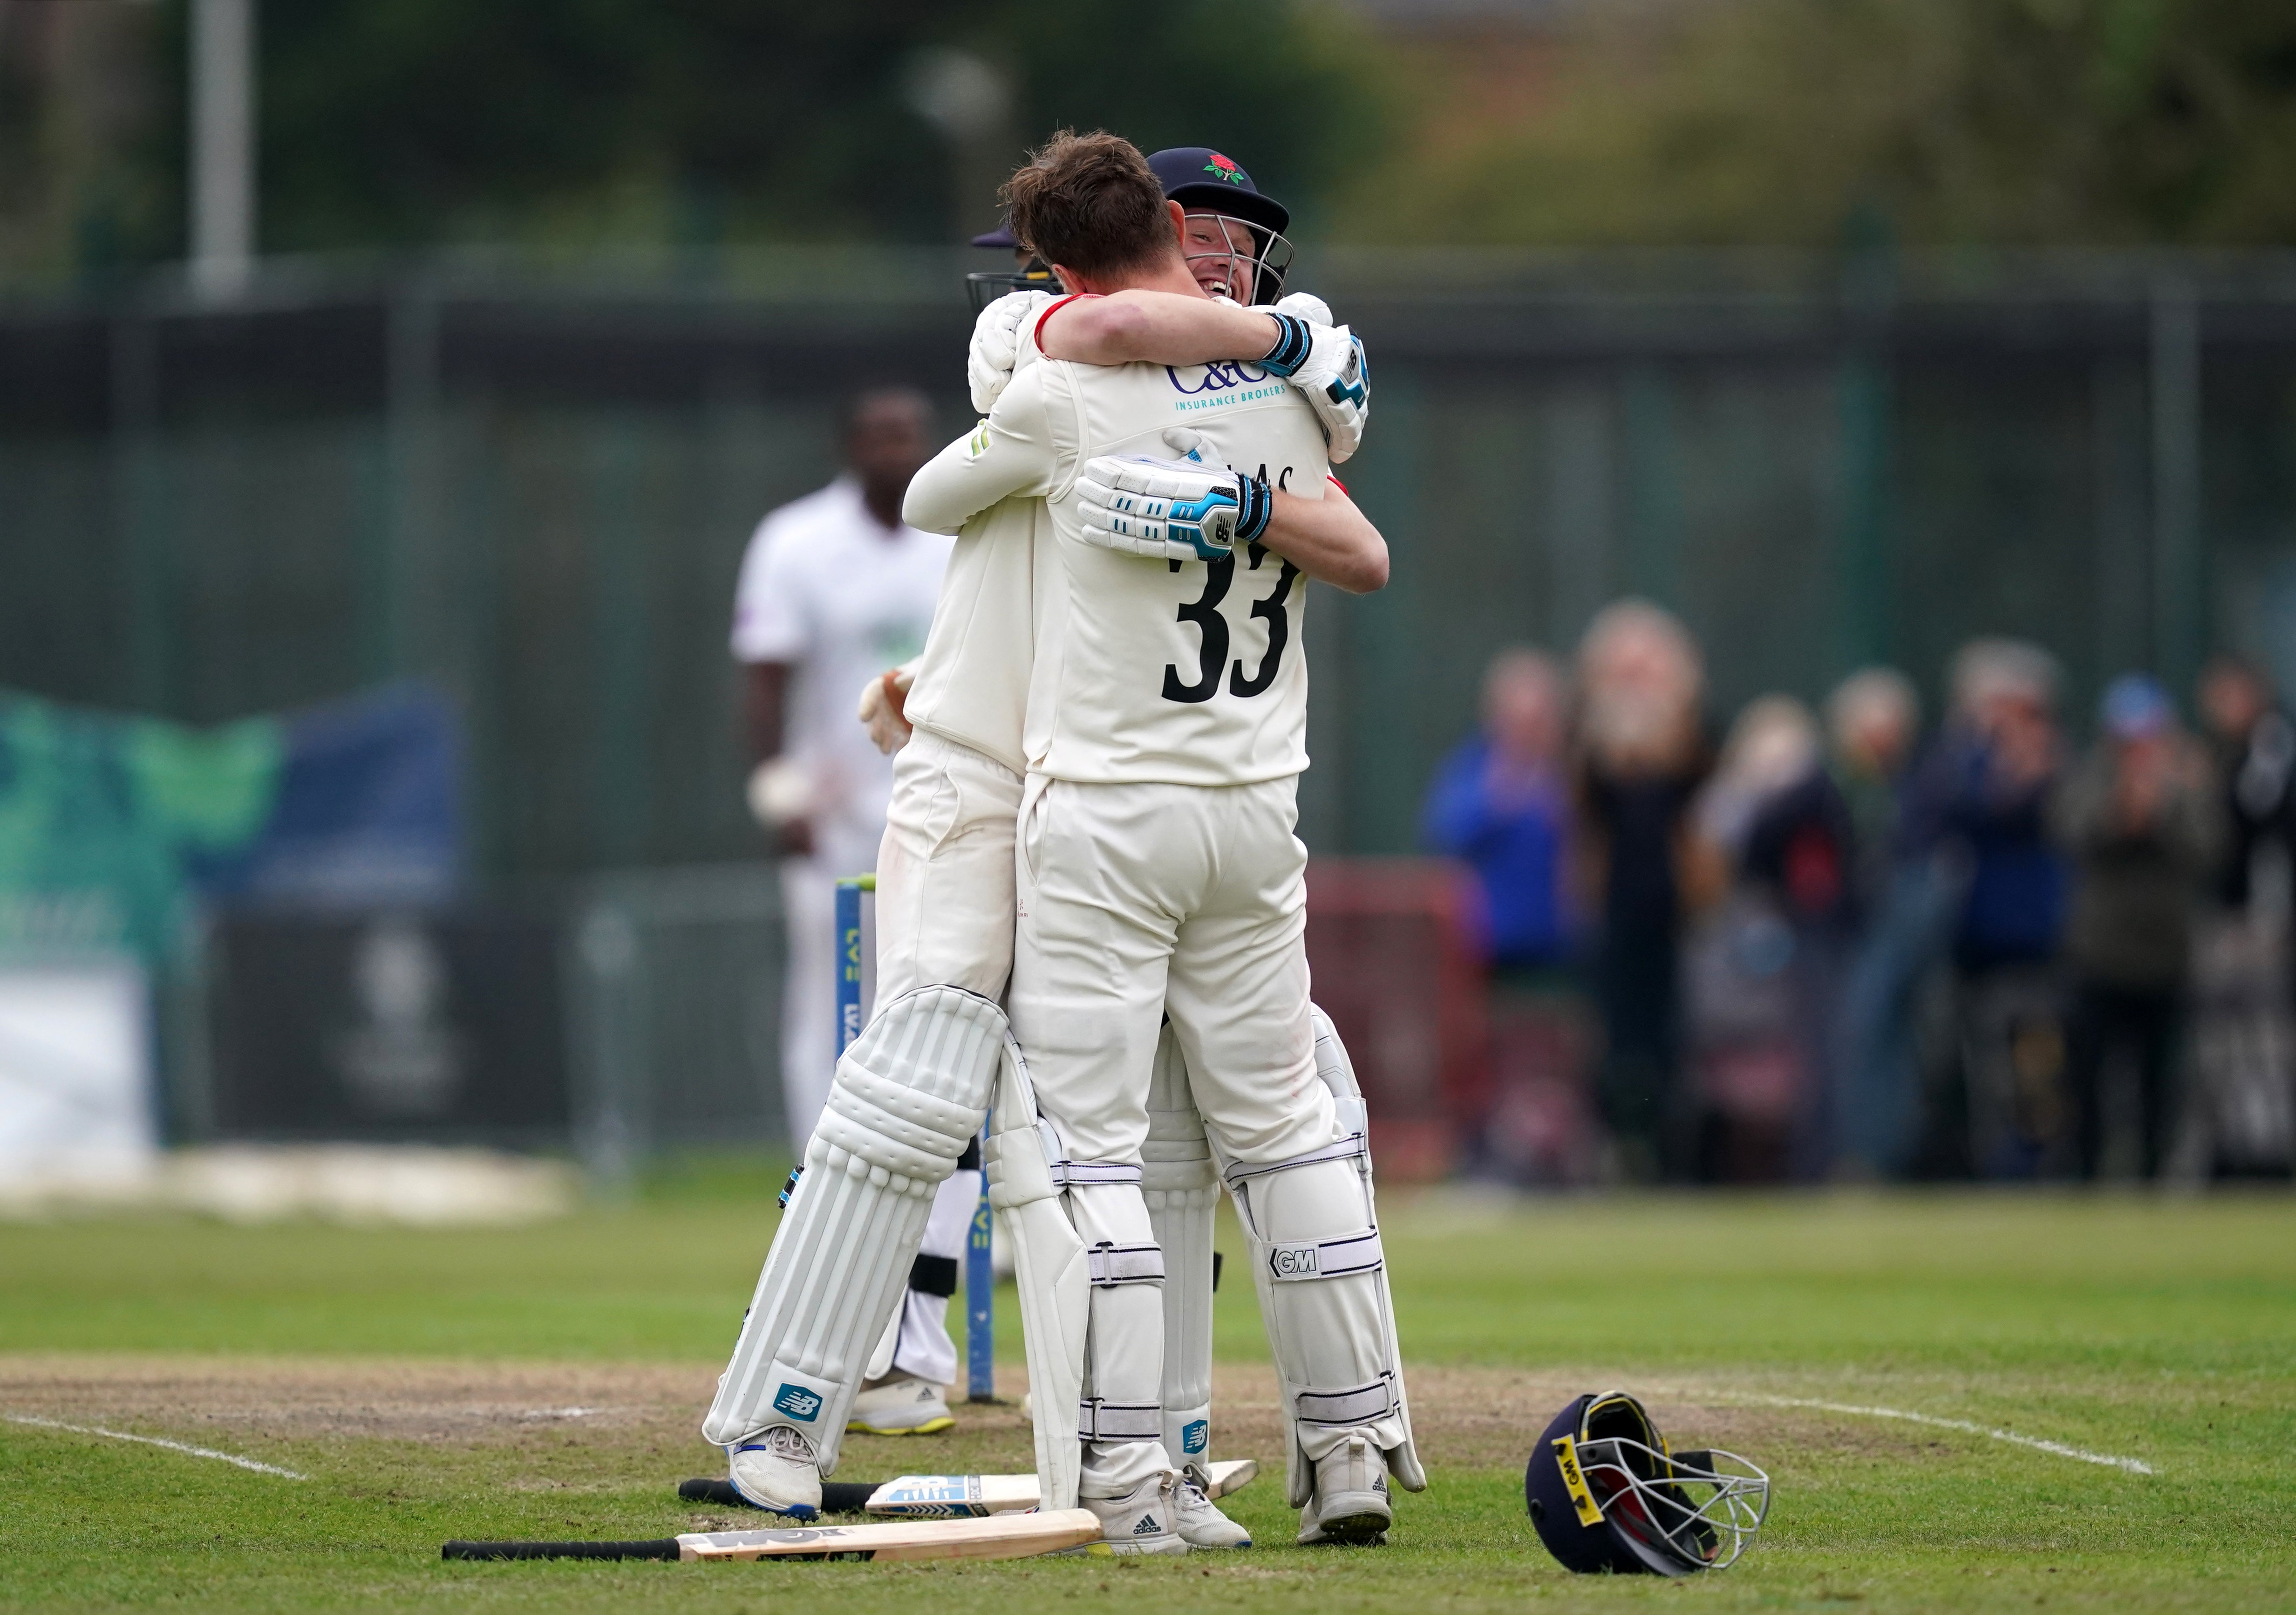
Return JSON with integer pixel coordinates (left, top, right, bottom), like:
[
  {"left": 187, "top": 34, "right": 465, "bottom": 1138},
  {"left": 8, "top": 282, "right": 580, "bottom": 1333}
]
[
  {"left": 1256, "top": 313, "right": 1314, "bottom": 378},
  {"left": 1233, "top": 470, "right": 1274, "bottom": 546}
]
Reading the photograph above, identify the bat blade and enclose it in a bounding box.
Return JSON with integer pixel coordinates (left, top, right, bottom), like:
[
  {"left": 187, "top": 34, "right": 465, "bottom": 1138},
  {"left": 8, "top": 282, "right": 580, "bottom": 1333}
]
[
  {"left": 865, "top": 1457, "right": 1258, "bottom": 1517},
  {"left": 674, "top": 1458, "right": 1260, "bottom": 1520},
  {"left": 676, "top": 1508, "right": 1103, "bottom": 1562},
  {"left": 1202, "top": 1458, "right": 1258, "bottom": 1499},
  {"left": 864, "top": 1472, "right": 1037, "bottom": 1518}
]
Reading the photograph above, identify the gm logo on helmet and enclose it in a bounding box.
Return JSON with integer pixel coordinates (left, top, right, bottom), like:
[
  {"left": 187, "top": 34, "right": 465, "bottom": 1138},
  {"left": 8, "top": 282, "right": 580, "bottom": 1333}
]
[
  {"left": 772, "top": 1383, "right": 824, "bottom": 1421},
  {"left": 1181, "top": 1419, "right": 1208, "bottom": 1454},
  {"left": 1269, "top": 1243, "right": 1320, "bottom": 1279}
]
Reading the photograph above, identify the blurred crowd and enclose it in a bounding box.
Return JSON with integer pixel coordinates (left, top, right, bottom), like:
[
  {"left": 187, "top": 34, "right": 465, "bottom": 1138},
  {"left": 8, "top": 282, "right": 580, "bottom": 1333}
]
[{"left": 1422, "top": 601, "right": 2296, "bottom": 1187}]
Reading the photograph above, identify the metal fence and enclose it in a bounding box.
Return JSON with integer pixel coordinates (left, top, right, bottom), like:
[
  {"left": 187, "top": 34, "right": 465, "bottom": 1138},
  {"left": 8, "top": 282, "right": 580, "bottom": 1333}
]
[
  {"left": 6, "top": 247, "right": 2296, "bottom": 875},
  {"left": 564, "top": 862, "right": 787, "bottom": 1174}
]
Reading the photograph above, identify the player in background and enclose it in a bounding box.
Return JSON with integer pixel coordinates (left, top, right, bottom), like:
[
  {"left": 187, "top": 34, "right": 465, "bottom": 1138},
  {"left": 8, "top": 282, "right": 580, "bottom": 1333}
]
[
  {"left": 902, "top": 130, "right": 1423, "bottom": 1553},
  {"left": 727, "top": 388, "right": 977, "bottom": 1438},
  {"left": 702, "top": 140, "right": 1371, "bottom": 1548}
]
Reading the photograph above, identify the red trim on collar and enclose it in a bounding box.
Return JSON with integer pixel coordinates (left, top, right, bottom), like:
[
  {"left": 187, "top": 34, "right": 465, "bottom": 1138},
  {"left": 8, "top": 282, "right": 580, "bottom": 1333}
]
[{"left": 1327, "top": 474, "right": 1348, "bottom": 494}]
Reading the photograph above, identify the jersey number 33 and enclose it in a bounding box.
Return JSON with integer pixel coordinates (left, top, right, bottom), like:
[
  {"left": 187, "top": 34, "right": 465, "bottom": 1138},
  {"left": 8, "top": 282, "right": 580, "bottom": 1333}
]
[{"left": 1161, "top": 542, "right": 1300, "bottom": 705}]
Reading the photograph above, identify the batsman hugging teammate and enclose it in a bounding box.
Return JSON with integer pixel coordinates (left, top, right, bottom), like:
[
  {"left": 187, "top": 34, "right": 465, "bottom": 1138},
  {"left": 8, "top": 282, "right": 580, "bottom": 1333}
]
[{"left": 702, "top": 130, "right": 1417, "bottom": 1555}]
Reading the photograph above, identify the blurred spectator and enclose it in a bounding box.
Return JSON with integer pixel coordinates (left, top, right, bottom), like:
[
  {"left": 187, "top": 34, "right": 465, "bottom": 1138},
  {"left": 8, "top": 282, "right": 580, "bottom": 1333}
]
[
  {"left": 1423, "top": 649, "right": 1575, "bottom": 971},
  {"left": 1900, "top": 639, "right": 2070, "bottom": 1177},
  {"left": 1826, "top": 666, "right": 1953, "bottom": 1179},
  {"left": 1423, "top": 649, "right": 1589, "bottom": 1184},
  {"left": 1574, "top": 600, "right": 1709, "bottom": 1181},
  {"left": 2189, "top": 657, "right": 2296, "bottom": 1177},
  {"left": 2199, "top": 657, "right": 2296, "bottom": 921},
  {"left": 1681, "top": 697, "right": 1853, "bottom": 1180},
  {"left": 2053, "top": 675, "right": 2224, "bottom": 1181},
  {"left": 1827, "top": 669, "right": 1921, "bottom": 906}
]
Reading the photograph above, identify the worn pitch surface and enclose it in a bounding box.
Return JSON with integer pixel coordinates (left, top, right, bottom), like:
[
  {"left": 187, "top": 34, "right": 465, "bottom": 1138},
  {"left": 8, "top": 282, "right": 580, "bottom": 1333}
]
[{"left": 1, "top": 1191, "right": 2288, "bottom": 1612}]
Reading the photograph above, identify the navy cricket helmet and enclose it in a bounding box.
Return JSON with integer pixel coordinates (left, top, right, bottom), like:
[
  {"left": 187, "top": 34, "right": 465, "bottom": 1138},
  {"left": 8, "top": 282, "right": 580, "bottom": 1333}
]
[
  {"left": 965, "top": 145, "right": 1296, "bottom": 312},
  {"left": 1146, "top": 146, "right": 1294, "bottom": 305},
  {"left": 1525, "top": 1391, "right": 1769, "bottom": 1575},
  {"left": 964, "top": 221, "right": 1060, "bottom": 315}
]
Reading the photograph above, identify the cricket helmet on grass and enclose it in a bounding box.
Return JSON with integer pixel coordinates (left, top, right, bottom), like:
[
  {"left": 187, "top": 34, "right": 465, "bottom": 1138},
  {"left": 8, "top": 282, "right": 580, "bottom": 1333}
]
[{"left": 1524, "top": 1391, "right": 1769, "bottom": 1575}]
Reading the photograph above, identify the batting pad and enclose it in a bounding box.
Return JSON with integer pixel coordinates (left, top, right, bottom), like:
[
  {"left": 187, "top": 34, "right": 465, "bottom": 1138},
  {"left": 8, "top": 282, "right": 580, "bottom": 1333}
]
[
  {"left": 1143, "top": 1022, "right": 1219, "bottom": 1476},
  {"left": 982, "top": 1039, "right": 1089, "bottom": 1511},
  {"left": 703, "top": 986, "right": 1003, "bottom": 1470},
  {"left": 1219, "top": 1006, "right": 1425, "bottom": 1507},
  {"left": 1308, "top": 1003, "right": 1425, "bottom": 1496}
]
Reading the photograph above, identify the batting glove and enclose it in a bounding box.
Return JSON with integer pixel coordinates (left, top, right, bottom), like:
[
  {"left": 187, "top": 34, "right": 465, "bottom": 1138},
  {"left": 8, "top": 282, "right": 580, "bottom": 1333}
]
[
  {"left": 1076, "top": 455, "right": 1274, "bottom": 564},
  {"left": 968, "top": 290, "right": 1053, "bottom": 413},
  {"left": 1263, "top": 292, "right": 1369, "bottom": 464}
]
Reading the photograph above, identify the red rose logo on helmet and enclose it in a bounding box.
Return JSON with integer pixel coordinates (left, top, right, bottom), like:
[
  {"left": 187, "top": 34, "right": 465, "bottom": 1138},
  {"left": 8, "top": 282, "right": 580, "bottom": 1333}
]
[{"left": 1204, "top": 153, "right": 1244, "bottom": 184}]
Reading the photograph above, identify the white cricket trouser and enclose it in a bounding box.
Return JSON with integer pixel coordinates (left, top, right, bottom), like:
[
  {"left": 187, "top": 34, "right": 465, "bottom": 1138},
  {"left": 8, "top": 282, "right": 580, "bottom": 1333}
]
[
  {"left": 782, "top": 813, "right": 975, "bottom": 1389},
  {"left": 875, "top": 727, "right": 1025, "bottom": 1003},
  {"left": 1008, "top": 773, "right": 1336, "bottom": 1495}
]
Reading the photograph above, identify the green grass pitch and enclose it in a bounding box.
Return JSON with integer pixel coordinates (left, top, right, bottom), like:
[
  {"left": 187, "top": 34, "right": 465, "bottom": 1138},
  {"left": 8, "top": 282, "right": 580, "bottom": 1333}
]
[{"left": 1, "top": 1184, "right": 2289, "bottom": 1612}]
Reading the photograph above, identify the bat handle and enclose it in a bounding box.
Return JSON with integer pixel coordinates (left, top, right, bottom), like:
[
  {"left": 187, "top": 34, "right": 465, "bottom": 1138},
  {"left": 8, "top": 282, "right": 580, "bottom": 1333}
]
[
  {"left": 442, "top": 1539, "right": 680, "bottom": 1561},
  {"left": 676, "top": 1477, "right": 877, "bottom": 1513}
]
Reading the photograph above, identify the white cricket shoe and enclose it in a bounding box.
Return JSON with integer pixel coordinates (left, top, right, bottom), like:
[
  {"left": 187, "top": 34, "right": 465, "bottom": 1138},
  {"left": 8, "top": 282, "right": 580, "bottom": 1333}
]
[
  {"left": 725, "top": 1424, "right": 821, "bottom": 1519},
  {"left": 1296, "top": 1435, "right": 1391, "bottom": 1545},
  {"left": 1173, "top": 1473, "right": 1252, "bottom": 1548},
  {"left": 1081, "top": 1473, "right": 1191, "bottom": 1556},
  {"left": 846, "top": 1375, "right": 955, "bottom": 1436}
]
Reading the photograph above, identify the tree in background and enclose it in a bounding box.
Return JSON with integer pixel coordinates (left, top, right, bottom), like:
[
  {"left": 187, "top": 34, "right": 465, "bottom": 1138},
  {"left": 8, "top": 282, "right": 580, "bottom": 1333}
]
[
  {"left": 0, "top": 1, "right": 176, "bottom": 283},
  {"left": 0, "top": 0, "right": 1384, "bottom": 281},
  {"left": 258, "top": 0, "right": 1382, "bottom": 251},
  {"left": 1346, "top": 0, "right": 2296, "bottom": 246}
]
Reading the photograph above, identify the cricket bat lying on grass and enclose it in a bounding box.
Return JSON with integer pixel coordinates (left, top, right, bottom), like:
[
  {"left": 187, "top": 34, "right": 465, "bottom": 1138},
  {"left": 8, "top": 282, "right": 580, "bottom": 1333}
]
[
  {"left": 675, "top": 1458, "right": 1259, "bottom": 1517},
  {"left": 443, "top": 1509, "right": 1102, "bottom": 1563}
]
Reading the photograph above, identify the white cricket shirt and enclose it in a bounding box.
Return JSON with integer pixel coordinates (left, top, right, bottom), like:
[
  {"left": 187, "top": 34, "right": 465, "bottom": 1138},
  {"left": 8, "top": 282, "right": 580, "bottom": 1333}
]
[
  {"left": 730, "top": 476, "right": 953, "bottom": 834},
  {"left": 905, "top": 331, "right": 1329, "bottom": 788},
  {"left": 899, "top": 337, "right": 1056, "bottom": 776}
]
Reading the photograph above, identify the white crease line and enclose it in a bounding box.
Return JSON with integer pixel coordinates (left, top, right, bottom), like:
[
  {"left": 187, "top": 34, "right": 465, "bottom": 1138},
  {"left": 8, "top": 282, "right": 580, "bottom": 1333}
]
[
  {"left": 1732, "top": 1395, "right": 2153, "bottom": 1475},
  {"left": 5, "top": 1414, "right": 308, "bottom": 1479}
]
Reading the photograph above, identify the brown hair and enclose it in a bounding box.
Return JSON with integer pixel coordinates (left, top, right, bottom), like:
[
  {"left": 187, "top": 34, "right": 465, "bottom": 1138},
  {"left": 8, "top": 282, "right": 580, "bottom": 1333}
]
[{"left": 1000, "top": 130, "right": 1175, "bottom": 282}]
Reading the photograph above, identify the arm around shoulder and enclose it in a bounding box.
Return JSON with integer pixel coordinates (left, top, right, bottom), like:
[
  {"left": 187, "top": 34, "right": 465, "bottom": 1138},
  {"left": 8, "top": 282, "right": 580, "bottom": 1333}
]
[
  {"left": 1259, "top": 478, "right": 1388, "bottom": 595},
  {"left": 901, "top": 366, "right": 1060, "bottom": 535},
  {"left": 1039, "top": 290, "right": 1280, "bottom": 368}
]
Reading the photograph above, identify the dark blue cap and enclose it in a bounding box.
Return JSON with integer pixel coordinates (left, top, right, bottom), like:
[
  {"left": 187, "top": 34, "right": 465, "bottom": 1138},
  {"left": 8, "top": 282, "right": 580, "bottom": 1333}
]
[
  {"left": 971, "top": 144, "right": 1289, "bottom": 248},
  {"left": 1147, "top": 147, "right": 1289, "bottom": 236}
]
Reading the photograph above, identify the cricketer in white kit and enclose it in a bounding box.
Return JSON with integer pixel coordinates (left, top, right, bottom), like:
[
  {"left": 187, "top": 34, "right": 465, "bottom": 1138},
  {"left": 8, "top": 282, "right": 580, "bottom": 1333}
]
[
  {"left": 854, "top": 148, "right": 1373, "bottom": 1552},
  {"left": 726, "top": 390, "right": 977, "bottom": 1433},
  {"left": 901, "top": 132, "right": 1424, "bottom": 1552},
  {"left": 699, "top": 135, "right": 1403, "bottom": 1555}
]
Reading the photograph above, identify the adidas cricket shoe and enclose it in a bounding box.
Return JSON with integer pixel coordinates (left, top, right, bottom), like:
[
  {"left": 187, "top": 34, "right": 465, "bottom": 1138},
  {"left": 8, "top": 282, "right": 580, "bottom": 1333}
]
[
  {"left": 1173, "top": 1473, "right": 1252, "bottom": 1548},
  {"left": 846, "top": 1375, "right": 955, "bottom": 1436},
  {"left": 1082, "top": 1473, "right": 1191, "bottom": 1556},
  {"left": 724, "top": 1424, "right": 821, "bottom": 1519},
  {"left": 1297, "top": 1436, "right": 1390, "bottom": 1546}
]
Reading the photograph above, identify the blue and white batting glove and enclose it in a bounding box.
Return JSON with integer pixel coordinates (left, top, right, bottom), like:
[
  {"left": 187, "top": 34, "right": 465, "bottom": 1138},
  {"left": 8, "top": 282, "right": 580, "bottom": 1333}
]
[
  {"left": 1267, "top": 292, "right": 1370, "bottom": 464},
  {"left": 1076, "top": 455, "right": 1274, "bottom": 564}
]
